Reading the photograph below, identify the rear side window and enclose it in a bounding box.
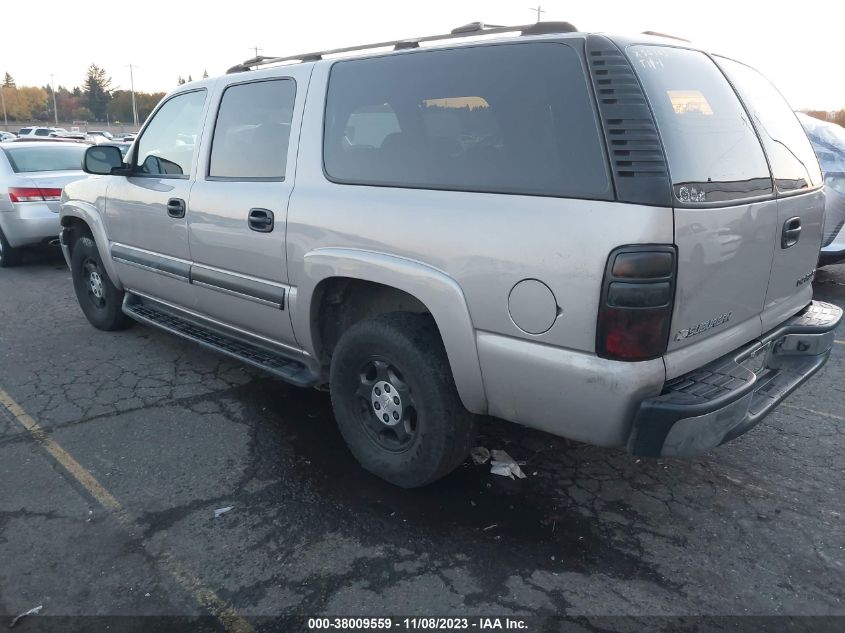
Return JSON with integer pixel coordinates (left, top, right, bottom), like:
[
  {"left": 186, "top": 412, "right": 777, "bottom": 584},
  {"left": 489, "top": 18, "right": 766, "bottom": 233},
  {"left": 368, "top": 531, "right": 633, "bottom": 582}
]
[
  {"left": 209, "top": 79, "right": 296, "bottom": 180},
  {"left": 629, "top": 45, "right": 772, "bottom": 205},
  {"left": 717, "top": 57, "right": 823, "bottom": 192},
  {"left": 324, "top": 43, "right": 612, "bottom": 199},
  {"left": 34, "top": 128, "right": 50, "bottom": 136},
  {"left": 3, "top": 145, "right": 86, "bottom": 172}
]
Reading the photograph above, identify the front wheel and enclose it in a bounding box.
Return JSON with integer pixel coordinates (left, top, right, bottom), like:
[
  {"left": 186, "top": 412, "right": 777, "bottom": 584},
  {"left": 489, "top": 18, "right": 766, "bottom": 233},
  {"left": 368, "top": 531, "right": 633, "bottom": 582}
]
[
  {"left": 330, "top": 312, "right": 477, "bottom": 488},
  {"left": 70, "top": 235, "right": 132, "bottom": 331}
]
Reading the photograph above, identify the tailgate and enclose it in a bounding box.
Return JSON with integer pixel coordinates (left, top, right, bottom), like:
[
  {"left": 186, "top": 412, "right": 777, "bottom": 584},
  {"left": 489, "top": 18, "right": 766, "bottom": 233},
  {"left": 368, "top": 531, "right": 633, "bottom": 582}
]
[
  {"left": 763, "top": 189, "right": 824, "bottom": 329},
  {"left": 627, "top": 45, "right": 777, "bottom": 353},
  {"left": 715, "top": 57, "right": 825, "bottom": 331}
]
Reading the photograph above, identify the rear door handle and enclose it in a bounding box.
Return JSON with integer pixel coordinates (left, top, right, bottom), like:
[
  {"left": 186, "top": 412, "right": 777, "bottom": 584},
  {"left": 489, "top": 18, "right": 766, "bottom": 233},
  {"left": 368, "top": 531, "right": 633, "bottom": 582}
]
[
  {"left": 166, "top": 198, "right": 186, "bottom": 219},
  {"left": 781, "top": 216, "right": 801, "bottom": 249},
  {"left": 248, "top": 208, "right": 274, "bottom": 233}
]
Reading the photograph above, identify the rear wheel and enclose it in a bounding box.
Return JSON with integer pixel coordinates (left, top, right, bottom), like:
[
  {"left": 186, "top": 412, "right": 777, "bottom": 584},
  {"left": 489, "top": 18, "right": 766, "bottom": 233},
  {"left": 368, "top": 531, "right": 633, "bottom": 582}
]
[
  {"left": 71, "top": 234, "right": 132, "bottom": 331},
  {"left": 0, "top": 227, "right": 22, "bottom": 268},
  {"left": 330, "top": 312, "right": 476, "bottom": 488}
]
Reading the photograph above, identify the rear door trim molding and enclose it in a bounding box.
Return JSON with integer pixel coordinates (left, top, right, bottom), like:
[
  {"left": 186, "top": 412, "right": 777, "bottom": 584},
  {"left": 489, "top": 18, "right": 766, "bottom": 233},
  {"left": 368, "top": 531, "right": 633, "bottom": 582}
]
[{"left": 189, "top": 263, "right": 287, "bottom": 310}]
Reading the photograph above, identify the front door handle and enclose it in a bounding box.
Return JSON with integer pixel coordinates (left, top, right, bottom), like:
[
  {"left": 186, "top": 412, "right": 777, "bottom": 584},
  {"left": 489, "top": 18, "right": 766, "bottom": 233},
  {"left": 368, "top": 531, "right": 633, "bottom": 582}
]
[
  {"left": 781, "top": 216, "right": 802, "bottom": 249},
  {"left": 248, "top": 208, "right": 274, "bottom": 233},
  {"left": 166, "top": 198, "right": 186, "bottom": 219}
]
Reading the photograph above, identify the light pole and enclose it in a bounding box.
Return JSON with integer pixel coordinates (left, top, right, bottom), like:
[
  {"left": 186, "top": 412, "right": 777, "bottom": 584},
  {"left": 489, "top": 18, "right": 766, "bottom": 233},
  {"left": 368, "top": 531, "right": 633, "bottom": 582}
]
[
  {"left": 49, "top": 74, "right": 58, "bottom": 126},
  {"left": 529, "top": 5, "right": 545, "bottom": 22},
  {"left": 128, "top": 64, "right": 138, "bottom": 127}
]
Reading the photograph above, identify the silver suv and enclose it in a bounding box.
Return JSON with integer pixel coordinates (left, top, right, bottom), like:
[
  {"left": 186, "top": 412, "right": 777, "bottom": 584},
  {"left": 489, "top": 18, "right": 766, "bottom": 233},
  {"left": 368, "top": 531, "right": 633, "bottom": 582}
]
[{"left": 59, "top": 23, "right": 842, "bottom": 487}]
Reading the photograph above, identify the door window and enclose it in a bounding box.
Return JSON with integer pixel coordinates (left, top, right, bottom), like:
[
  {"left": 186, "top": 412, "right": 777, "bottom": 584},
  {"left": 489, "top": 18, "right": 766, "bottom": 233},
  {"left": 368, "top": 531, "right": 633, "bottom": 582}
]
[
  {"left": 135, "top": 89, "right": 206, "bottom": 177},
  {"left": 208, "top": 79, "right": 296, "bottom": 180}
]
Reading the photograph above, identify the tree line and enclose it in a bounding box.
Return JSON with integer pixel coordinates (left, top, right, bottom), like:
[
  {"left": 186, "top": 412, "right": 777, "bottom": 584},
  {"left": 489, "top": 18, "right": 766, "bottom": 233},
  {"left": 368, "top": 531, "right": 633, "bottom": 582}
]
[
  {"left": 802, "top": 110, "right": 845, "bottom": 127},
  {"left": 1, "top": 64, "right": 205, "bottom": 125}
]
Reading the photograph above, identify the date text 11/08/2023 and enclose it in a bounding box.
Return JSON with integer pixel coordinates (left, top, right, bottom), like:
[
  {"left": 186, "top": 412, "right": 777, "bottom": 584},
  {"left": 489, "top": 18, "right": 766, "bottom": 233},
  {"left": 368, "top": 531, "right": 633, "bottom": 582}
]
[{"left": 307, "top": 617, "right": 529, "bottom": 630}]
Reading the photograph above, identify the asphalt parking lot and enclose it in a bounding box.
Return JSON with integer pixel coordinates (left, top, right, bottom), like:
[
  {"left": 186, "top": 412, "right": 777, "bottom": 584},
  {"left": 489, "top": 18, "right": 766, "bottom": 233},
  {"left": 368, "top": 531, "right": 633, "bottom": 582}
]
[{"left": 1, "top": 249, "right": 844, "bottom": 632}]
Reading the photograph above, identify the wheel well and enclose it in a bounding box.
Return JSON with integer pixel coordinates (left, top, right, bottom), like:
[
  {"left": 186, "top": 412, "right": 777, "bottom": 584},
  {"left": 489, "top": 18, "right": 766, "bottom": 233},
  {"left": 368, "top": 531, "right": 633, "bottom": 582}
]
[
  {"left": 60, "top": 217, "right": 93, "bottom": 251},
  {"left": 312, "top": 278, "right": 431, "bottom": 364}
]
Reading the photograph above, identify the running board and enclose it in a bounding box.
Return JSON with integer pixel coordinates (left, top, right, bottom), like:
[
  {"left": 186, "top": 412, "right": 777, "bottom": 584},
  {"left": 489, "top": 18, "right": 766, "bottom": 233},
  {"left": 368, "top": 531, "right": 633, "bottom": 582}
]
[{"left": 123, "top": 298, "right": 319, "bottom": 387}]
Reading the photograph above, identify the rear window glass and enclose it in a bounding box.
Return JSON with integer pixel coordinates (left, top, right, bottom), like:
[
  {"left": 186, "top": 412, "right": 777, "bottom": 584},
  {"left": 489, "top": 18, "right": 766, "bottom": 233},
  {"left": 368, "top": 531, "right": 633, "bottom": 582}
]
[
  {"left": 717, "top": 57, "right": 823, "bottom": 192},
  {"left": 324, "top": 43, "right": 612, "bottom": 199},
  {"left": 3, "top": 145, "right": 86, "bottom": 173},
  {"left": 629, "top": 45, "right": 772, "bottom": 205}
]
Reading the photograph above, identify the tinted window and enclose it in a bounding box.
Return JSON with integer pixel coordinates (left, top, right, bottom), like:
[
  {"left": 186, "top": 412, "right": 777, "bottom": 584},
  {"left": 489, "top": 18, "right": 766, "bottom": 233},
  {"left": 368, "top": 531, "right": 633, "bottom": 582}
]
[
  {"left": 19, "top": 128, "right": 32, "bottom": 135},
  {"left": 3, "top": 144, "right": 86, "bottom": 172},
  {"left": 324, "top": 43, "right": 611, "bottom": 199},
  {"left": 209, "top": 79, "right": 296, "bottom": 180},
  {"left": 630, "top": 46, "right": 772, "bottom": 205},
  {"left": 135, "top": 90, "right": 206, "bottom": 177},
  {"left": 34, "top": 128, "right": 50, "bottom": 136},
  {"left": 717, "top": 58, "right": 823, "bottom": 192}
]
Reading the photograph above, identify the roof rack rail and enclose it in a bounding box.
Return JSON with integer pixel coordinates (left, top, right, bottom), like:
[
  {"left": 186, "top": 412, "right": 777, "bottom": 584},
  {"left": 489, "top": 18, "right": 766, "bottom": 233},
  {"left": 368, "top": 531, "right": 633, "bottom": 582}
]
[
  {"left": 641, "top": 30, "right": 691, "bottom": 43},
  {"left": 226, "top": 21, "right": 579, "bottom": 73}
]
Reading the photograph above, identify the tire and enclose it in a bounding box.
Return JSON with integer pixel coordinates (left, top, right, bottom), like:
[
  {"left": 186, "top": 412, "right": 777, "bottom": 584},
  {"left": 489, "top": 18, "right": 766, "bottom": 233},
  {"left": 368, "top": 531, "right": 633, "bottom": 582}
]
[
  {"left": 329, "top": 312, "right": 477, "bottom": 488},
  {"left": 70, "top": 234, "right": 132, "bottom": 331},
  {"left": 0, "top": 226, "right": 22, "bottom": 268}
]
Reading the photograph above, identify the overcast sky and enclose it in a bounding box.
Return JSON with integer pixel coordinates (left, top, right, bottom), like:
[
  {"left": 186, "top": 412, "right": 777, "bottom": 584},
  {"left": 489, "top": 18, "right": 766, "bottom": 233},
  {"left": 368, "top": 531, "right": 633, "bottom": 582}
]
[{"left": 1, "top": 0, "right": 842, "bottom": 110}]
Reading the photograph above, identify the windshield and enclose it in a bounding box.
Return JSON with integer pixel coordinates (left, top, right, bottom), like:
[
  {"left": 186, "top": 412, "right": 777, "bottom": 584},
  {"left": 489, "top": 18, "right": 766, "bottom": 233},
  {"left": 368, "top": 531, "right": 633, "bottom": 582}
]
[{"left": 3, "top": 144, "right": 86, "bottom": 173}]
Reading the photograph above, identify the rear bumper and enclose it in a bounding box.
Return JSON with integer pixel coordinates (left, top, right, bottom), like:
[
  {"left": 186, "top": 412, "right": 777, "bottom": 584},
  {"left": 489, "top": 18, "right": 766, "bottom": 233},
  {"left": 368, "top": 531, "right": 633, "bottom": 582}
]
[
  {"left": 629, "top": 300, "right": 842, "bottom": 457},
  {"left": 819, "top": 244, "right": 845, "bottom": 267},
  {"left": 0, "top": 203, "right": 60, "bottom": 248}
]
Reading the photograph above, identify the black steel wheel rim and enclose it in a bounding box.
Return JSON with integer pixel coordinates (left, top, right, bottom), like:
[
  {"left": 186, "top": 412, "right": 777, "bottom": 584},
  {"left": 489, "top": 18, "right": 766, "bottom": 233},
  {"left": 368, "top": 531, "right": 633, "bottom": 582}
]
[
  {"left": 353, "top": 356, "right": 418, "bottom": 453},
  {"left": 82, "top": 258, "right": 106, "bottom": 309}
]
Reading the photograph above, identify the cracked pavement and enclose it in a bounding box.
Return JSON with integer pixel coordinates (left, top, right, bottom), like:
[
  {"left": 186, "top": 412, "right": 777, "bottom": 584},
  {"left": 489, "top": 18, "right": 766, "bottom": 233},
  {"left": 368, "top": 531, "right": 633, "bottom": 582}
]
[{"left": 1, "top": 248, "right": 844, "bottom": 629}]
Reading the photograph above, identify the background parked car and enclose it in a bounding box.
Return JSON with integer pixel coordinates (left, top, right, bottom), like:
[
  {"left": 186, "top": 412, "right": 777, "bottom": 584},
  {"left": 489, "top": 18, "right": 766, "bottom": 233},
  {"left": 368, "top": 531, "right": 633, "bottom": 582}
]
[
  {"left": 0, "top": 140, "right": 88, "bottom": 267},
  {"left": 18, "top": 126, "right": 58, "bottom": 138},
  {"left": 797, "top": 112, "right": 845, "bottom": 266},
  {"left": 85, "top": 130, "right": 114, "bottom": 143},
  {"left": 0, "top": 131, "right": 15, "bottom": 142},
  {"left": 104, "top": 141, "right": 132, "bottom": 158}
]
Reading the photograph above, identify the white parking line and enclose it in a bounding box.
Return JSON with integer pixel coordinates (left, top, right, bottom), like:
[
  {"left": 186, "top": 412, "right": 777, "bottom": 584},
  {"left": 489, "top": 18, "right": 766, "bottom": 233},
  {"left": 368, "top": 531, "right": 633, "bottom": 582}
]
[
  {"left": 782, "top": 403, "right": 845, "bottom": 423},
  {"left": 0, "top": 388, "right": 255, "bottom": 633},
  {"left": 835, "top": 339, "right": 845, "bottom": 346}
]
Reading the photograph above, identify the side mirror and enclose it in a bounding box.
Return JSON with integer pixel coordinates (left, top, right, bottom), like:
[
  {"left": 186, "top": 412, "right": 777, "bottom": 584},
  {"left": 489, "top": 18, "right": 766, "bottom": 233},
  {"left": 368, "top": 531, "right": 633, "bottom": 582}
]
[{"left": 83, "top": 145, "right": 127, "bottom": 175}]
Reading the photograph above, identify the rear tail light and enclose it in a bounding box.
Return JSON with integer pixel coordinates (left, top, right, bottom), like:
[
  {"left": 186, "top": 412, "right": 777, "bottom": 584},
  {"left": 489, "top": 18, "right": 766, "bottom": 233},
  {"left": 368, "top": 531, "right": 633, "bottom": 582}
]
[
  {"left": 8, "top": 187, "right": 62, "bottom": 202},
  {"left": 39, "top": 188, "right": 63, "bottom": 201},
  {"left": 596, "top": 246, "right": 676, "bottom": 361}
]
